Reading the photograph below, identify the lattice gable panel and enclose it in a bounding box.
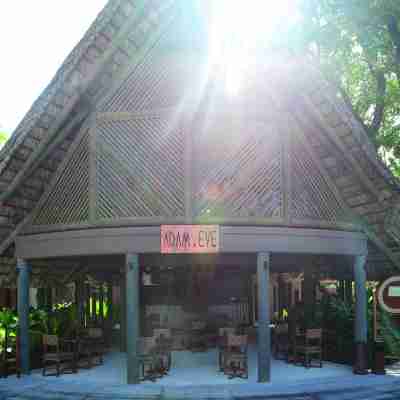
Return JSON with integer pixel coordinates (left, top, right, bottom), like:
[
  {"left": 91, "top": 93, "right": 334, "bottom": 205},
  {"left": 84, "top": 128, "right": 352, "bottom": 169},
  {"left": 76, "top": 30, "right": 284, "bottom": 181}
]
[
  {"left": 192, "top": 118, "right": 283, "bottom": 219},
  {"left": 101, "top": 13, "right": 205, "bottom": 113},
  {"left": 95, "top": 114, "right": 185, "bottom": 219},
  {"left": 32, "top": 131, "right": 90, "bottom": 225},
  {"left": 289, "top": 132, "right": 344, "bottom": 223}
]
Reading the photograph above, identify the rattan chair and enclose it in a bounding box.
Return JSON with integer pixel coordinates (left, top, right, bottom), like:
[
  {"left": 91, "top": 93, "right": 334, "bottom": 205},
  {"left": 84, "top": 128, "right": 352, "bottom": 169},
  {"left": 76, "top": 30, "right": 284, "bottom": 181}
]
[
  {"left": 42, "top": 334, "right": 76, "bottom": 376},
  {"left": 295, "top": 328, "right": 323, "bottom": 368},
  {"left": 223, "top": 334, "right": 248, "bottom": 379}
]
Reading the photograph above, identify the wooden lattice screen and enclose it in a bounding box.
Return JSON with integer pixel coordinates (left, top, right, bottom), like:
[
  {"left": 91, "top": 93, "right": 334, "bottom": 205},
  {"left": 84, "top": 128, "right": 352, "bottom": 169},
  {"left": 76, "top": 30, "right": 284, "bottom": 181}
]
[
  {"left": 289, "top": 132, "right": 343, "bottom": 223},
  {"left": 95, "top": 114, "right": 185, "bottom": 219},
  {"left": 32, "top": 131, "right": 90, "bottom": 225},
  {"left": 192, "top": 119, "right": 283, "bottom": 219},
  {"left": 100, "top": 13, "right": 202, "bottom": 114}
]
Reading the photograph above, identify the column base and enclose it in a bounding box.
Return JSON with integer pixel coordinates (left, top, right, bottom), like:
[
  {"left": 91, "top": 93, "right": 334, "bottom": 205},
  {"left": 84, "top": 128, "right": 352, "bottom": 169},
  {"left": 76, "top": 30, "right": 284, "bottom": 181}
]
[{"left": 353, "top": 342, "right": 369, "bottom": 375}]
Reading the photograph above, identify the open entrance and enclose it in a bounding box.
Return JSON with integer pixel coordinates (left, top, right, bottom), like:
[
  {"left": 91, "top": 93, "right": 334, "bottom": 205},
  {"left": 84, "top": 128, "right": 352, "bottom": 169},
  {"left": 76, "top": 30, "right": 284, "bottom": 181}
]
[
  {"left": 139, "top": 254, "right": 256, "bottom": 383},
  {"left": 131, "top": 253, "right": 354, "bottom": 385}
]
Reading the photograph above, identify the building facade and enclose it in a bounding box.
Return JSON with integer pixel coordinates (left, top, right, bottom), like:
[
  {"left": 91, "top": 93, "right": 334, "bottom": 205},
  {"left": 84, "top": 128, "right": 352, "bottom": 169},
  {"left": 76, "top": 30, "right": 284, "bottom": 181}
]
[{"left": 1, "top": 0, "right": 400, "bottom": 384}]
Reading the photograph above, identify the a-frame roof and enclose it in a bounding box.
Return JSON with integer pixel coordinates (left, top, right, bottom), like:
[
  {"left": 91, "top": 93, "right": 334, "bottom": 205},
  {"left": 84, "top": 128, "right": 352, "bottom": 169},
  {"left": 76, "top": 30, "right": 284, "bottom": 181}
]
[{"left": 1, "top": 0, "right": 400, "bottom": 283}]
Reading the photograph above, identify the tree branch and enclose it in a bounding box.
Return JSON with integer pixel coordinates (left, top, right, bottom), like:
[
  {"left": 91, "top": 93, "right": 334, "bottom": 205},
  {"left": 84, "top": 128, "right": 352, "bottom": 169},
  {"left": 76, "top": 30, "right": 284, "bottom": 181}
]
[
  {"left": 367, "top": 63, "right": 386, "bottom": 136},
  {"left": 388, "top": 15, "right": 400, "bottom": 63},
  {"left": 387, "top": 15, "right": 400, "bottom": 83}
]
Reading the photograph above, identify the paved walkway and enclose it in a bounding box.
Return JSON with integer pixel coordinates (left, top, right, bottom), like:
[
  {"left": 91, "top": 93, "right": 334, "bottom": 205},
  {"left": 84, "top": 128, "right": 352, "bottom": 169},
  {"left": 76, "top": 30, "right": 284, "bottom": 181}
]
[{"left": 1, "top": 351, "right": 400, "bottom": 399}]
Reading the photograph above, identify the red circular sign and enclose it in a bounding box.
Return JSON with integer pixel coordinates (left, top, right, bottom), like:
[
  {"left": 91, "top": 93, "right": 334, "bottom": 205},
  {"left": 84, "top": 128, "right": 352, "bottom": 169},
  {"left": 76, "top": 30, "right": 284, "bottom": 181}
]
[{"left": 378, "top": 276, "right": 400, "bottom": 314}]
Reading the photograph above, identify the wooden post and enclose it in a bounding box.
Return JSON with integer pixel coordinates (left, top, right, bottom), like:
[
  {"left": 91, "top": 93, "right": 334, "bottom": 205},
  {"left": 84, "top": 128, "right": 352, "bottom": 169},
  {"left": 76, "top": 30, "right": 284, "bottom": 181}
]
[
  {"left": 107, "top": 280, "right": 113, "bottom": 346},
  {"left": 120, "top": 275, "right": 127, "bottom": 352},
  {"left": 99, "top": 284, "right": 104, "bottom": 326},
  {"left": 338, "top": 280, "right": 345, "bottom": 301},
  {"left": 92, "top": 289, "right": 98, "bottom": 325},
  {"left": 46, "top": 287, "right": 53, "bottom": 311},
  {"left": 85, "top": 283, "right": 91, "bottom": 327},
  {"left": 345, "top": 279, "right": 353, "bottom": 305},
  {"left": 77, "top": 281, "right": 85, "bottom": 327},
  {"left": 303, "top": 265, "right": 315, "bottom": 328},
  {"left": 126, "top": 254, "right": 140, "bottom": 384},
  {"left": 74, "top": 280, "right": 80, "bottom": 326},
  {"left": 354, "top": 255, "right": 368, "bottom": 374},
  {"left": 17, "top": 259, "right": 31, "bottom": 375},
  {"left": 257, "top": 252, "right": 271, "bottom": 382},
  {"left": 278, "top": 274, "right": 285, "bottom": 320}
]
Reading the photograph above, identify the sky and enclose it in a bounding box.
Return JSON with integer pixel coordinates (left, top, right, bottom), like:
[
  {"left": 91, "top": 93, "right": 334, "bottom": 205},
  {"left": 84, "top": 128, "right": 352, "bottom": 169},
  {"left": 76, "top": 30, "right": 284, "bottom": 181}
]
[{"left": 0, "top": 1, "right": 108, "bottom": 136}]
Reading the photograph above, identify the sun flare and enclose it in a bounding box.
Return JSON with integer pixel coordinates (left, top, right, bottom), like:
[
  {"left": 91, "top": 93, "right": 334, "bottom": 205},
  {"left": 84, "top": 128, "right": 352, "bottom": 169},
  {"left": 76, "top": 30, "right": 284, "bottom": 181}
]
[{"left": 206, "top": 0, "right": 300, "bottom": 94}]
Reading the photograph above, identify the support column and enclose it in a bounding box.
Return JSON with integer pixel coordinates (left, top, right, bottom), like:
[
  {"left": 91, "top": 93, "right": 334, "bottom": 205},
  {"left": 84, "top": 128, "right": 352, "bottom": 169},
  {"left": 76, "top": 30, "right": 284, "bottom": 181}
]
[
  {"left": 85, "top": 283, "right": 91, "bottom": 327},
  {"left": 338, "top": 280, "right": 345, "bottom": 301},
  {"left": 92, "top": 289, "right": 98, "bottom": 325},
  {"left": 17, "top": 259, "right": 31, "bottom": 375},
  {"left": 126, "top": 254, "right": 140, "bottom": 384},
  {"left": 120, "top": 275, "right": 127, "bottom": 352},
  {"left": 303, "top": 264, "right": 315, "bottom": 329},
  {"left": 257, "top": 252, "right": 271, "bottom": 383},
  {"left": 345, "top": 279, "right": 353, "bottom": 305},
  {"left": 46, "top": 287, "right": 52, "bottom": 312},
  {"left": 77, "top": 281, "right": 85, "bottom": 327},
  {"left": 107, "top": 280, "right": 113, "bottom": 347},
  {"left": 99, "top": 282, "right": 104, "bottom": 329},
  {"left": 353, "top": 255, "right": 368, "bottom": 374}
]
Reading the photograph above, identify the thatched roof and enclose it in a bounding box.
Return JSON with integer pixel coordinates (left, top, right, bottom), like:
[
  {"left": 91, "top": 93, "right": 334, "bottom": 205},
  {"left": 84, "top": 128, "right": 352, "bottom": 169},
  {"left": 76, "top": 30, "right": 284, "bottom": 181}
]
[{"left": 1, "top": 0, "right": 400, "bottom": 283}]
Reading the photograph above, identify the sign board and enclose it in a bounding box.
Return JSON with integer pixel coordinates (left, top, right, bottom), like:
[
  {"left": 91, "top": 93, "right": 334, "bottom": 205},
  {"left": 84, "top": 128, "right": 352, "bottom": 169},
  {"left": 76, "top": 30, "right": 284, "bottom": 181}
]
[
  {"left": 161, "top": 225, "right": 219, "bottom": 254},
  {"left": 377, "top": 276, "right": 400, "bottom": 314}
]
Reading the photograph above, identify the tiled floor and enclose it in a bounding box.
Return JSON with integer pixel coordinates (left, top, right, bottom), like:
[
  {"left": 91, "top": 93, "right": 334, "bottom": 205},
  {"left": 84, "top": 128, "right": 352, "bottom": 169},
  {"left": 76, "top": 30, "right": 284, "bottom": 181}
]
[
  {"left": 2, "top": 348, "right": 400, "bottom": 399},
  {"left": 29, "top": 345, "right": 353, "bottom": 386}
]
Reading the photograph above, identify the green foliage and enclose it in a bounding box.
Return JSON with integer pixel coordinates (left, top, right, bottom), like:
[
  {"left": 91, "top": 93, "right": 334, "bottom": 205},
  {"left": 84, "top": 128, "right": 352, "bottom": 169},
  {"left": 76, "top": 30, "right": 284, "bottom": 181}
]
[
  {"left": 380, "top": 310, "right": 400, "bottom": 357},
  {"left": 0, "top": 308, "right": 18, "bottom": 352},
  {"left": 294, "top": 0, "right": 400, "bottom": 175},
  {"left": 0, "top": 131, "right": 8, "bottom": 146}
]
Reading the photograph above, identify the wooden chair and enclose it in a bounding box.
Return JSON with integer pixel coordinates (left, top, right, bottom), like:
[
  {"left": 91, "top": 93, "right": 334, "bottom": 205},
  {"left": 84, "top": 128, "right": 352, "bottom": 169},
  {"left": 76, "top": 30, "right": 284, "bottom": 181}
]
[
  {"left": 223, "top": 334, "right": 248, "bottom": 379},
  {"left": 42, "top": 334, "right": 76, "bottom": 376},
  {"left": 77, "top": 329, "right": 95, "bottom": 369},
  {"left": 295, "top": 329, "right": 323, "bottom": 368},
  {"left": 323, "top": 329, "right": 336, "bottom": 361},
  {"left": 1, "top": 331, "right": 20, "bottom": 378},
  {"left": 138, "top": 337, "right": 162, "bottom": 382},
  {"left": 274, "top": 323, "right": 289, "bottom": 361},
  {"left": 189, "top": 320, "right": 207, "bottom": 352},
  {"left": 153, "top": 329, "right": 172, "bottom": 374},
  {"left": 87, "top": 327, "right": 105, "bottom": 365},
  {"left": 218, "top": 327, "right": 235, "bottom": 372}
]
